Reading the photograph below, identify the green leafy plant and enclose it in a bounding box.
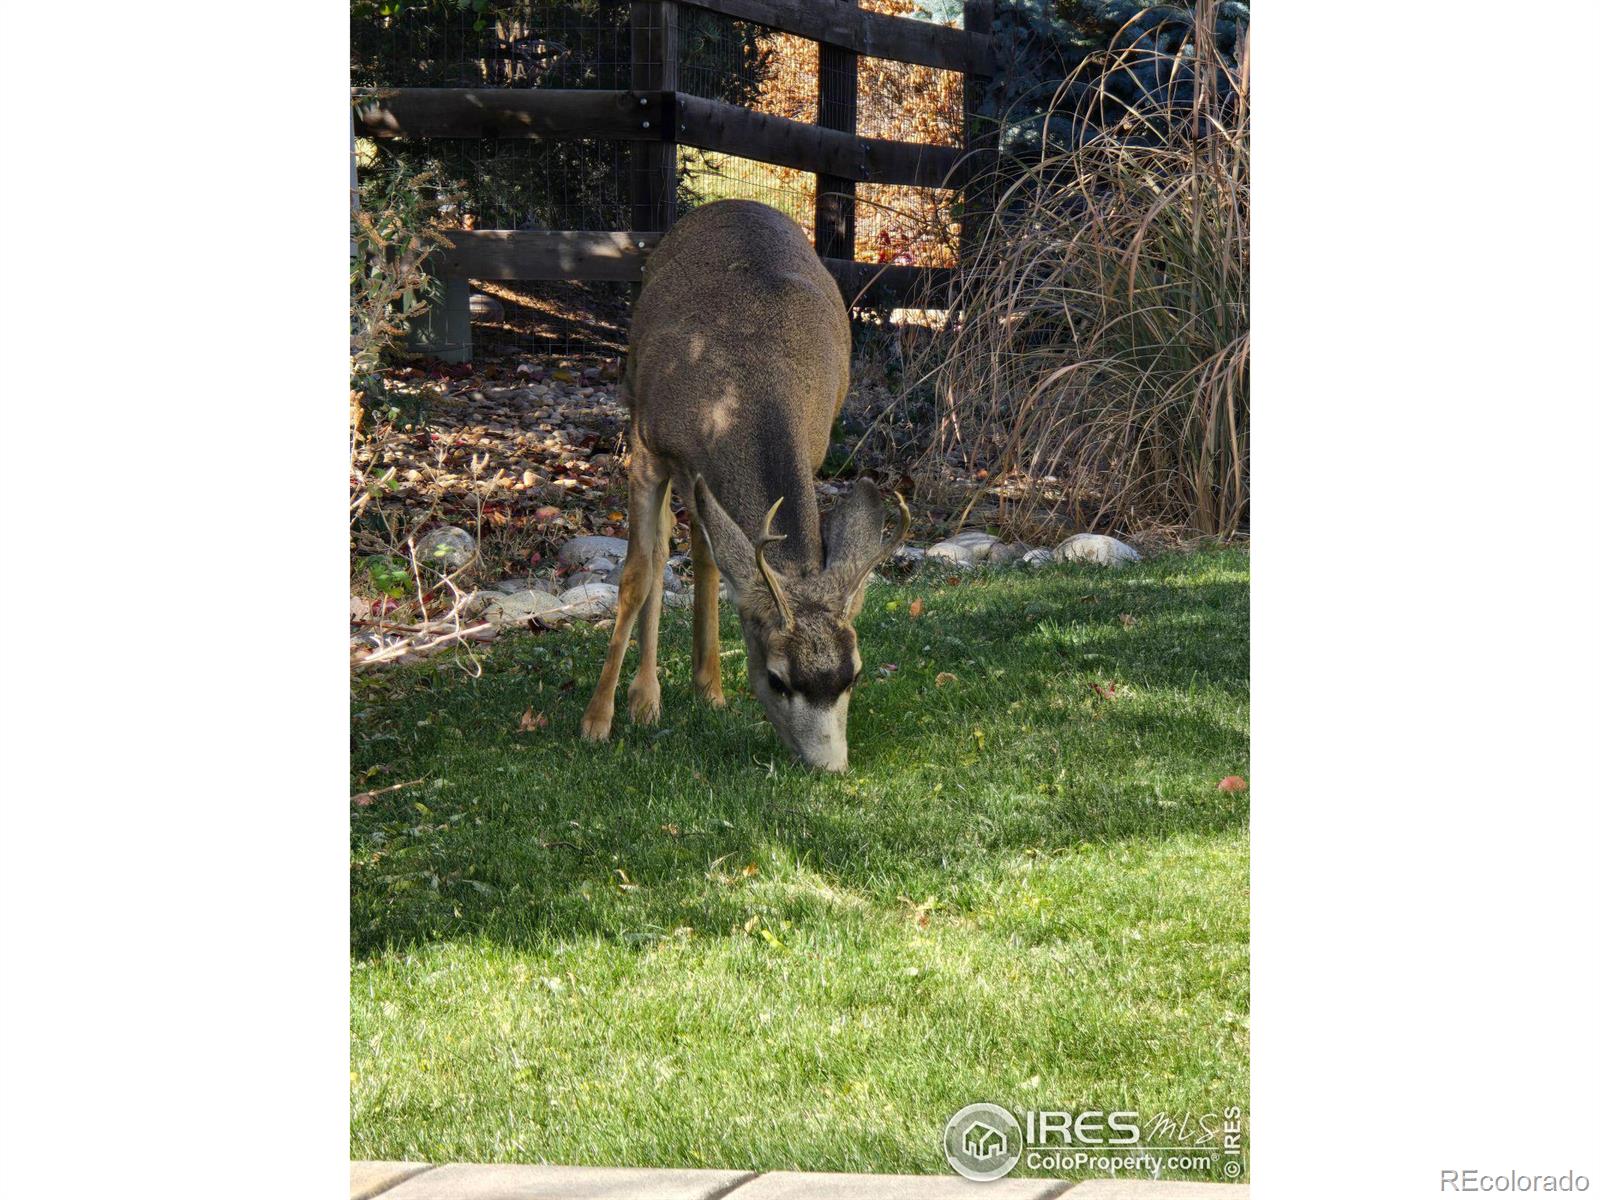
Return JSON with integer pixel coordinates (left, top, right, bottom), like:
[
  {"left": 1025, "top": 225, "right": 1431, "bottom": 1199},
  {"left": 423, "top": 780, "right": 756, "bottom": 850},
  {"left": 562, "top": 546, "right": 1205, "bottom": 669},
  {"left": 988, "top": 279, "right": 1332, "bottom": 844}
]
[{"left": 363, "top": 554, "right": 414, "bottom": 600}]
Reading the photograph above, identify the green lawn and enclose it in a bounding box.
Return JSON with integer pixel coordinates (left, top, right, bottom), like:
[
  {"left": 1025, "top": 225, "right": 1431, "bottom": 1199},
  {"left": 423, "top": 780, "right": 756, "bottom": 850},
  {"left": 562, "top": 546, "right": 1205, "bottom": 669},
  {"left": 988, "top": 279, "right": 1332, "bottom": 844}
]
[{"left": 351, "top": 548, "right": 1249, "bottom": 1181}]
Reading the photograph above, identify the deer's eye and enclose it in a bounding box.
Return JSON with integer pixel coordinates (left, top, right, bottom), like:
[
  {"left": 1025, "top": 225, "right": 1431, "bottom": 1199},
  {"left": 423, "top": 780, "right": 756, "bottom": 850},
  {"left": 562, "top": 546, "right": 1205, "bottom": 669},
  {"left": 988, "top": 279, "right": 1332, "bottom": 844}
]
[{"left": 766, "top": 670, "right": 791, "bottom": 698}]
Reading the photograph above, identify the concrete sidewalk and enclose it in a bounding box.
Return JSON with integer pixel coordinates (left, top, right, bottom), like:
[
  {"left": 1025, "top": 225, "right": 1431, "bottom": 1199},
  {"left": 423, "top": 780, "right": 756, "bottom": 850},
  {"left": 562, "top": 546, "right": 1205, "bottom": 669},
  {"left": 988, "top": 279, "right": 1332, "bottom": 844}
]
[{"left": 353, "top": 1162, "right": 1248, "bottom": 1200}]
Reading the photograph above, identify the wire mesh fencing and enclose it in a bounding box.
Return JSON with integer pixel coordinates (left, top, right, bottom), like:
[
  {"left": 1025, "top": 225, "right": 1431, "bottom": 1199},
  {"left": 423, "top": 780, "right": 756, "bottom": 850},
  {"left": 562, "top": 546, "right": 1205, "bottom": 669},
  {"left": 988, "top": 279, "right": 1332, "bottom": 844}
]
[{"left": 352, "top": 0, "right": 976, "bottom": 360}]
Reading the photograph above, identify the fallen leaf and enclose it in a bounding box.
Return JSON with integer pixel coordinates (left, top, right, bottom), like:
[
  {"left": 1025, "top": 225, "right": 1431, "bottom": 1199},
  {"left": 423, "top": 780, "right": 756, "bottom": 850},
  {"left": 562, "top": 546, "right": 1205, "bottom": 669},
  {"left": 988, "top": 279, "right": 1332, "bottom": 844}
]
[
  {"left": 1218, "top": 775, "right": 1249, "bottom": 793},
  {"left": 518, "top": 708, "right": 550, "bottom": 732},
  {"left": 1090, "top": 681, "right": 1119, "bottom": 700},
  {"left": 352, "top": 792, "right": 375, "bottom": 807},
  {"left": 659, "top": 823, "right": 680, "bottom": 837},
  {"left": 607, "top": 510, "right": 625, "bottom": 522},
  {"left": 1120, "top": 612, "right": 1136, "bottom": 629},
  {"left": 909, "top": 597, "right": 925, "bottom": 619},
  {"left": 935, "top": 671, "right": 957, "bottom": 687}
]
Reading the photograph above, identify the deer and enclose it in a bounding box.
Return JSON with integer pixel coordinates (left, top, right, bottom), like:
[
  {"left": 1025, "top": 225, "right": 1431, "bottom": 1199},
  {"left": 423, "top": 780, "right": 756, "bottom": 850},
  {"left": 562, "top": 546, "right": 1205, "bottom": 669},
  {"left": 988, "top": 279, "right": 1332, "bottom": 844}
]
[{"left": 579, "top": 199, "right": 909, "bottom": 773}]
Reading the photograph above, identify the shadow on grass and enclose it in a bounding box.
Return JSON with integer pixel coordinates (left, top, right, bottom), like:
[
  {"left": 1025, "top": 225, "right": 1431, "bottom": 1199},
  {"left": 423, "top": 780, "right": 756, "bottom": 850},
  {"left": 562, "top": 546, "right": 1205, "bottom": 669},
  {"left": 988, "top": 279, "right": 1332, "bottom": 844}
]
[{"left": 352, "top": 552, "right": 1249, "bottom": 957}]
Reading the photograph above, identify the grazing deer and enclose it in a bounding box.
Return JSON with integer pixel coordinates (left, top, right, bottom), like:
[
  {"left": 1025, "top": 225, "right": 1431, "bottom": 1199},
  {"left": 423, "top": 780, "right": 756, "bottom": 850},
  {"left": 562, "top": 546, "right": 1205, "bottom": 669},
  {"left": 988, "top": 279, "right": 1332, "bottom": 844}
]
[{"left": 579, "top": 199, "right": 909, "bottom": 772}]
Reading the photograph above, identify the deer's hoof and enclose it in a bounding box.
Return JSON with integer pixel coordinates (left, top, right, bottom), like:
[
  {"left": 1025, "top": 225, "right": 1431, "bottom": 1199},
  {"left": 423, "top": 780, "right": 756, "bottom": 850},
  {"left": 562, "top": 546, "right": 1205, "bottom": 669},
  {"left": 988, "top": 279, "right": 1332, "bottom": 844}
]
[
  {"left": 579, "top": 706, "right": 614, "bottom": 742},
  {"left": 628, "top": 681, "right": 662, "bottom": 725}
]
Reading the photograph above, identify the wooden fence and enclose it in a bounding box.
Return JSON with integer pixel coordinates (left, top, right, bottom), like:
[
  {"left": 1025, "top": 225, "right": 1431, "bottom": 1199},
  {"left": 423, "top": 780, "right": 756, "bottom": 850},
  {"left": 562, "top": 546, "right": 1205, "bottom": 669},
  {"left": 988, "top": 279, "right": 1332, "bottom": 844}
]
[{"left": 355, "top": 0, "right": 996, "bottom": 361}]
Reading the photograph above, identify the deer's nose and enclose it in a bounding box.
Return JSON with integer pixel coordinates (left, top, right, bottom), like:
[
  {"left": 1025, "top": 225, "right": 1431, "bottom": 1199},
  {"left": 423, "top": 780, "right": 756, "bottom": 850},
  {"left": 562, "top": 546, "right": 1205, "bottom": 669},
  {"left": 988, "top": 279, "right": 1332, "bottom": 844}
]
[{"left": 800, "top": 746, "right": 848, "bottom": 774}]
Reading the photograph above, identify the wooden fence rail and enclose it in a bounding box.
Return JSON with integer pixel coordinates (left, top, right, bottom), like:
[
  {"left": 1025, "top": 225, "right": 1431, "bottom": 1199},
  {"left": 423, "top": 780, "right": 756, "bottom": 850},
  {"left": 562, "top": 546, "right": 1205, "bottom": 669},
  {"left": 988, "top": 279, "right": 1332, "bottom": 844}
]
[
  {"left": 433, "top": 229, "right": 953, "bottom": 307},
  {"left": 355, "top": 89, "right": 968, "bottom": 191},
  {"left": 362, "top": 0, "right": 995, "bottom": 361}
]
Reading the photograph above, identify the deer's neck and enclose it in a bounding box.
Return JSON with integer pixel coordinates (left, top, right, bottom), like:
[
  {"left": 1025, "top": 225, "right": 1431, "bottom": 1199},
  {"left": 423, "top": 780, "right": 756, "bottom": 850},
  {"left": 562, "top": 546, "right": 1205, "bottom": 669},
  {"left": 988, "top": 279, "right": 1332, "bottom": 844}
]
[
  {"left": 762, "top": 460, "right": 823, "bottom": 575},
  {"left": 703, "top": 440, "right": 823, "bottom": 576}
]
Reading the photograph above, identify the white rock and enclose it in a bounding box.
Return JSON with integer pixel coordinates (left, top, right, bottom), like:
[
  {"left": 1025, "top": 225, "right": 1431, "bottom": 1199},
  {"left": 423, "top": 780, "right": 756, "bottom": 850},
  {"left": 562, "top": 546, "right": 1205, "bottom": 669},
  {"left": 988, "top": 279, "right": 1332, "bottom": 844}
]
[
  {"left": 557, "top": 535, "right": 630, "bottom": 566},
  {"left": 663, "top": 589, "right": 694, "bottom": 609},
  {"left": 987, "top": 542, "right": 1028, "bottom": 566},
  {"left": 563, "top": 570, "right": 607, "bottom": 589},
  {"left": 926, "top": 541, "right": 977, "bottom": 564},
  {"left": 482, "top": 589, "right": 566, "bottom": 626},
  {"left": 927, "top": 530, "right": 1008, "bottom": 565},
  {"left": 1022, "top": 548, "right": 1054, "bottom": 568},
  {"left": 558, "top": 582, "right": 619, "bottom": 618},
  {"left": 1052, "top": 533, "right": 1141, "bottom": 567},
  {"left": 892, "top": 545, "right": 926, "bottom": 566},
  {"left": 946, "top": 530, "right": 1004, "bottom": 551},
  {"left": 599, "top": 561, "right": 683, "bottom": 592},
  {"left": 487, "top": 576, "right": 557, "bottom": 595}
]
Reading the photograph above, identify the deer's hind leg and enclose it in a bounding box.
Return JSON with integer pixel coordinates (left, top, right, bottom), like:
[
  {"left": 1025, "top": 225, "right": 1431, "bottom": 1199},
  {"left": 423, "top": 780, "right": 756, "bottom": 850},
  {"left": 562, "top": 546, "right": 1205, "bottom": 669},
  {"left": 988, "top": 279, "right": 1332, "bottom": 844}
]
[
  {"left": 688, "top": 515, "right": 725, "bottom": 707},
  {"left": 580, "top": 449, "right": 669, "bottom": 742}
]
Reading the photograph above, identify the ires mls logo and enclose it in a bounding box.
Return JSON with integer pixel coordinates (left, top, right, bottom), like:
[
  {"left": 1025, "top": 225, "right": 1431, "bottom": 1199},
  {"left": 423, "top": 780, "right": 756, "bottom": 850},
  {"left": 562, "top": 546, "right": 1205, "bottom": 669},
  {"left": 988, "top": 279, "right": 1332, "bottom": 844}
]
[
  {"left": 944, "top": 1104, "right": 1142, "bottom": 1181},
  {"left": 943, "top": 1104, "right": 1245, "bottom": 1181}
]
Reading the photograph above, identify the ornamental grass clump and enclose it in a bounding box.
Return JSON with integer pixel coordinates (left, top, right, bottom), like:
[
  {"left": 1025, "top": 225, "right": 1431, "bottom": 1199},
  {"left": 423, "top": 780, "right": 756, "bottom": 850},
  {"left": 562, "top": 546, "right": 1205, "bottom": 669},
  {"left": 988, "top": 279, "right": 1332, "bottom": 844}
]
[{"left": 920, "top": 0, "right": 1249, "bottom": 537}]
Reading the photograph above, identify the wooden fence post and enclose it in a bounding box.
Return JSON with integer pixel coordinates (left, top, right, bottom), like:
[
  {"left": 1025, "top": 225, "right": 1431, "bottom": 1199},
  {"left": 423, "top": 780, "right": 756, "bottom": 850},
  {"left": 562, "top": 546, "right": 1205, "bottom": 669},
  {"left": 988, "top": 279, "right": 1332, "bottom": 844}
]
[
  {"left": 815, "top": 0, "right": 859, "bottom": 266},
  {"left": 630, "top": 1, "right": 679, "bottom": 235},
  {"left": 961, "top": 0, "right": 996, "bottom": 267}
]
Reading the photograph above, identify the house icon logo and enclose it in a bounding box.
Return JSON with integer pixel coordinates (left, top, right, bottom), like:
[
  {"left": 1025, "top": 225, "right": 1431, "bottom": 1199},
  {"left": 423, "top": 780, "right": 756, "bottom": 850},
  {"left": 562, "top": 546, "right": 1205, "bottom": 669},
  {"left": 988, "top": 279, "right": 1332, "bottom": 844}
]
[
  {"left": 964, "top": 1121, "right": 1007, "bottom": 1160},
  {"left": 944, "top": 1103, "right": 1023, "bottom": 1181}
]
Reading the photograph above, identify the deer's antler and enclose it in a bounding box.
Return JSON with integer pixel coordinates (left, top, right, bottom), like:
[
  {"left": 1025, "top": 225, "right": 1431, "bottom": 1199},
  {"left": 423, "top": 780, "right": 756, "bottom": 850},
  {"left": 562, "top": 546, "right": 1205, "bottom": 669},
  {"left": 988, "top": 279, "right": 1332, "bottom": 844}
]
[{"left": 754, "top": 497, "right": 795, "bottom": 629}]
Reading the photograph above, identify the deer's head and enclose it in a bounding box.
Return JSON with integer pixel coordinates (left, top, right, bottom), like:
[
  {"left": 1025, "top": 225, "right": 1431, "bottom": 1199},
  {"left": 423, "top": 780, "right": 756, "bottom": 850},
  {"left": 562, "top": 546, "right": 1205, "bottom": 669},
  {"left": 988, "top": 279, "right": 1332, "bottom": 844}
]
[{"left": 692, "top": 476, "right": 909, "bottom": 773}]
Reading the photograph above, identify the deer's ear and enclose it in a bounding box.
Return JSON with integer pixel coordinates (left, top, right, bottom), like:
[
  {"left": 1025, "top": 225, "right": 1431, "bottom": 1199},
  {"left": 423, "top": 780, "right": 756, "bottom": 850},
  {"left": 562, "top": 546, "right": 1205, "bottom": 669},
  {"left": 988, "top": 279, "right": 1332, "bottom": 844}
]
[
  {"left": 824, "top": 479, "right": 886, "bottom": 613},
  {"left": 690, "top": 475, "right": 758, "bottom": 603},
  {"left": 823, "top": 479, "right": 886, "bottom": 573},
  {"left": 823, "top": 479, "right": 910, "bottom": 613}
]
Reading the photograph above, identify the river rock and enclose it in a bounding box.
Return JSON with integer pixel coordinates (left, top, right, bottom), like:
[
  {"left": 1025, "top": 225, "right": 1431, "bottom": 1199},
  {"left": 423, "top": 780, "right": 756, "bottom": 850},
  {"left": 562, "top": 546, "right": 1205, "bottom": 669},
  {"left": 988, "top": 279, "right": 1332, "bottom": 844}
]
[
  {"left": 557, "top": 535, "right": 630, "bottom": 566},
  {"left": 558, "top": 582, "right": 619, "bottom": 618},
  {"left": 926, "top": 530, "right": 1019, "bottom": 565},
  {"left": 1052, "top": 533, "right": 1141, "bottom": 567},
  {"left": 602, "top": 561, "right": 683, "bottom": 593},
  {"left": 415, "top": 525, "right": 476, "bottom": 573},
  {"left": 482, "top": 588, "right": 565, "bottom": 626},
  {"left": 487, "top": 576, "right": 557, "bottom": 595}
]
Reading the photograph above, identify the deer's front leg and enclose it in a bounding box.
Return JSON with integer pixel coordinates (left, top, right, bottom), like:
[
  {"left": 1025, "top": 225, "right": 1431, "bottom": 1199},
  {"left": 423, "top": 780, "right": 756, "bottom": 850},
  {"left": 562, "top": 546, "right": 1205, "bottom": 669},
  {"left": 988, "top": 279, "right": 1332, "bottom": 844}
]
[
  {"left": 626, "top": 483, "right": 673, "bottom": 725},
  {"left": 688, "top": 516, "right": 725, "bottom": 707},
  {"left": 580, "top": 459, "right": 667, "bottom": 741}
]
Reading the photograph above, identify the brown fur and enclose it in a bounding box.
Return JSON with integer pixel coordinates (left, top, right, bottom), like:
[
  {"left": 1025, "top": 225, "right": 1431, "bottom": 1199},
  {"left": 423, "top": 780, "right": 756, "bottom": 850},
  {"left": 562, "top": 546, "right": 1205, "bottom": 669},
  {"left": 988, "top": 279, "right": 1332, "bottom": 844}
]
[{"left": 580, "top": 200, "right": 903, "bottom": 771}]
